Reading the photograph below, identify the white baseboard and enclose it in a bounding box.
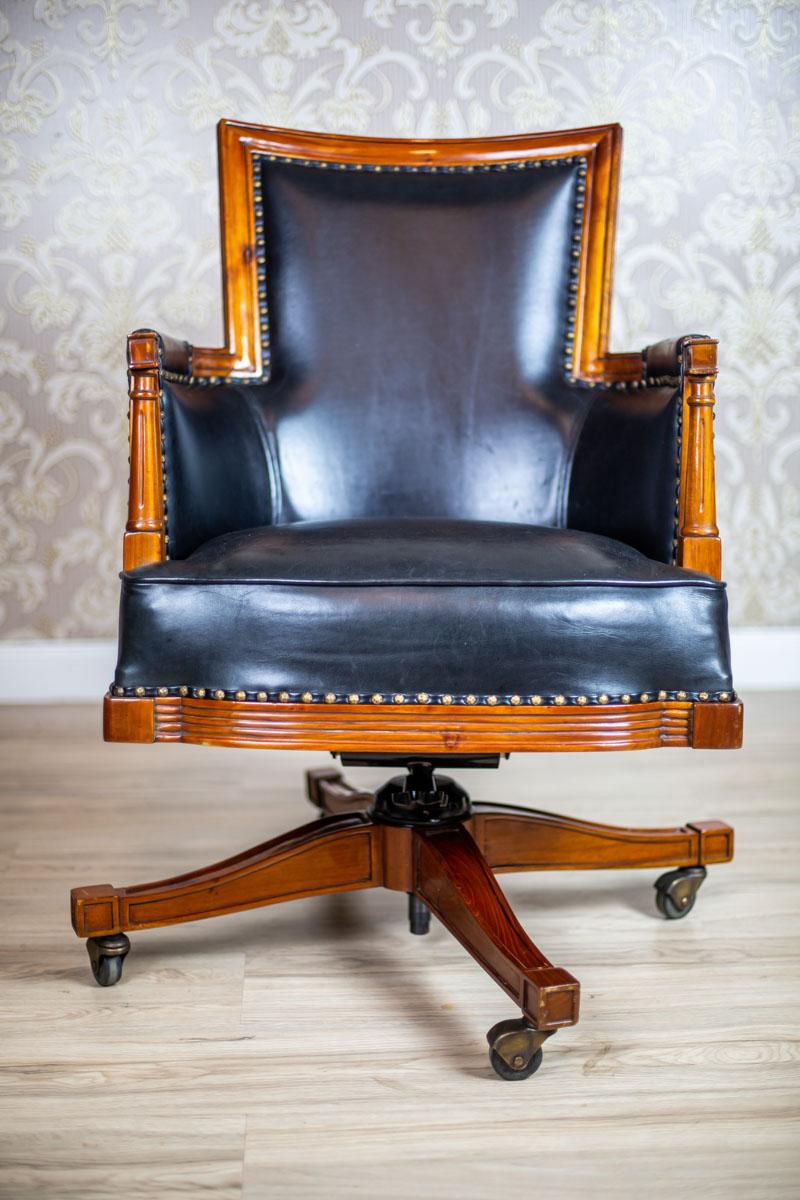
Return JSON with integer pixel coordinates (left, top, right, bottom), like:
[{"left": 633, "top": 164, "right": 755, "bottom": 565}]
[
  {"left": 0, "top": 639, "right": 117, "bottom": 703},
  {"left": 0, "top": 629, "right": 797, "bottom": 703}
]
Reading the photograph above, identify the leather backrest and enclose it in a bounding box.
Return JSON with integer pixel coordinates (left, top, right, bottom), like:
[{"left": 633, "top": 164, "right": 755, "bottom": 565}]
[{"left": 256, "top": 157, "right": 591, "bottom": 527}]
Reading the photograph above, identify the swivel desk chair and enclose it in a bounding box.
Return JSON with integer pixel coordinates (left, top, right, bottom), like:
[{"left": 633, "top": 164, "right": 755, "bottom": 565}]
[{"left": 70, "top": 121, "right": 740, "bottom": 1080}]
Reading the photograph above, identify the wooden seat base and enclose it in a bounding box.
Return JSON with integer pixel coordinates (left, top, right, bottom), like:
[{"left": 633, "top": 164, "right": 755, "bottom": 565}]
[{"left": 70, "top": 767, "right": 734, "bottom": 1069}]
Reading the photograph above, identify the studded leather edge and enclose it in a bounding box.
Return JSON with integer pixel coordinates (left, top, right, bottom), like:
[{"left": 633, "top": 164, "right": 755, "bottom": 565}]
[
  {"left": 111, "top": 685, "right": 736, "bottom": 705},
  {"left": 162, "top": 152, "right": 593, "bottom": 391}
]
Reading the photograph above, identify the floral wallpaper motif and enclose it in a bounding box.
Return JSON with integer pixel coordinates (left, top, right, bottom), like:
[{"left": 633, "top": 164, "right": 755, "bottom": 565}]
[{"left": 0, "top": 0, "right": 798, "bottom": 635}]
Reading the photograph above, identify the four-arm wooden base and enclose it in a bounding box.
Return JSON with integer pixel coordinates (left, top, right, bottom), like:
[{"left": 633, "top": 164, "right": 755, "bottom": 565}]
[{"left": 71, "top": 767, "right": 733, "bottom": 1079}]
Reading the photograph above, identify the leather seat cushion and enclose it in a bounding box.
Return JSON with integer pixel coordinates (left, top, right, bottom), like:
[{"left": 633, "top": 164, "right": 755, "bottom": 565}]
[{"left": 115, "top": 518, "right": 732, "bottom": 703}]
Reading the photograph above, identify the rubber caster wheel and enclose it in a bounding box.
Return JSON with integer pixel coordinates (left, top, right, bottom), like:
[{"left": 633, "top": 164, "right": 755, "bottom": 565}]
[
  {"left": 654, "top": 866, "right": 707, "bottom": 919},
  {"left": 86, "top": 933, "right": 130, "bottom": 986},
  {"left": 486, "top": 1018, "right": 551, "bottom": 1081}
]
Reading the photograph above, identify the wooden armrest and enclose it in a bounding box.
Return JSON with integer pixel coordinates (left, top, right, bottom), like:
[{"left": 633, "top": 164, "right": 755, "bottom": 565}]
[
  {"left": 674, "top": 336, "right": 720, "bottom": 579},
  {"left": 124, "top": 329, "right": 274, "bottom": 571},
  {"left": 125, "top": 329, "right": 198, "bottom": 571}
]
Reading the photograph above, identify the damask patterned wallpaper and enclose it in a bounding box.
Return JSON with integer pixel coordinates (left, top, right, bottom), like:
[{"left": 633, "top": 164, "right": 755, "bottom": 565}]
[{"left": 0, "top": 0, "right": 798, "bottom": 636}]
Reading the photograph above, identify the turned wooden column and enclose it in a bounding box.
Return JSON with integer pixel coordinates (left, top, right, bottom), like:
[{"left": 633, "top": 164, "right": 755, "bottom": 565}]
[{"left": 677, "top": 337, "right": 721, "bottom": 580}]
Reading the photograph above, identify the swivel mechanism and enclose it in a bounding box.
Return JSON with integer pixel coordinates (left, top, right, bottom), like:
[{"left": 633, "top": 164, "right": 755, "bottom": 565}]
[{"left": 369, "top": 760, "right": 471, "bottom": 828}]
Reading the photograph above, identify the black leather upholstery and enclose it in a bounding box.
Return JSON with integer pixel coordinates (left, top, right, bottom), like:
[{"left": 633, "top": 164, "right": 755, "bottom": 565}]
[
  {"left": 568, "top": 384, "right": 680, "bottom": 563},
  {"left": 115, "top": 519, "right": 732, "bottom": 701},
  {"left": 160, "top": 373, "right": 681, "bottom": 564},
  {"left": 160, "top": 380, "right": 274, "bottom": 561},
  {"left": 253, "top": 159, "right": 583, "bottom": 530},
  {"left": 119, "top": 158, "right": 734, "bottom": 708},
  {"left": 158, "top": 161, "right": 683, "bottom": 562}
]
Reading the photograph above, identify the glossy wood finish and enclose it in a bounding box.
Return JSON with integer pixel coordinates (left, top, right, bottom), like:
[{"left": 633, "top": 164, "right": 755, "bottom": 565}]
[
  {"left": 71, "top": 760, "right": 733, "bottom": 1039},
  {"left": 693, "top": 699, "right": 744, "bottom": 749},
  {"left": 413, "top": 826, "right": 579, "bottom": 1029},
  {"left": 124, "top": 330, "right": 164, "bottom": 572},
  {"left": 116, "top": 120, "right": 735, "bottom": 753},
  {"left": 678, "top": 337, "right": 722, "bottom": 578},
  {"left": 70, "top": 802, "right": 584, "bottom": 1031},
  {"left": 306, "top": 771, "right": 734, "bottom": 874},
  {"left": 103, "top": 693, "right": 743, "bottom": 753},
  {"left": 72, "top": 813, "right": 379, "bottom": 938},
  {"left": 469, "top": 805, "right": 733, "bottom": 873},
  {"left": 208, "top": 121, "right": 623, "bottom": 384}
]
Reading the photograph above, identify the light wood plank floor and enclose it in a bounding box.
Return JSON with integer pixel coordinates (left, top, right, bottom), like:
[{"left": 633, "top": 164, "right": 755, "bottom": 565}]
[{"left": 1, "top": 695, "right": 798, "bottom": 1199}]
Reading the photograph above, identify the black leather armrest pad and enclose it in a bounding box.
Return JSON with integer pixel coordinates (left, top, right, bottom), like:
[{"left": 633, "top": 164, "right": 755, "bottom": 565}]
[
  {"left": 567, "top": 384, "right": 679, "bottom": 564},
  {"left": 160, "top": 379, "right": 274, "bottom": 559}
]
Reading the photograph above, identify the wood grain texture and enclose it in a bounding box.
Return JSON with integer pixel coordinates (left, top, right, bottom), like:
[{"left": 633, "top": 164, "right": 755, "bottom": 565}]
[
  {"left": 72, "top": 814, "right": 379, "bottom": 937},
  {"left": 102, "top": 693, "right": 743, "bottom": 753},
  {"left": 469, "top": 805, "right": 733, "bottom": 872},
  {"left": 124, "top": 330, "right": 165, "bottom": 571},
  {"left": 414, "top": 826, "right": 580, "bottom": 1028},
  {"left": 207, "top": 121, "right": 623, "bottom": 382},
  {"left": 677, "top": 337, "right": 722, "bottom": 579},
  {"left": 0, "top": 695, "right": 796, "bottom": 1198}
]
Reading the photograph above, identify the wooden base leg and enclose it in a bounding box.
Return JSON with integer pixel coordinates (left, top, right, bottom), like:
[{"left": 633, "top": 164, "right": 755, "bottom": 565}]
[
  {"left": 469, "top": 804, "right": 734, "bottom": 873},
  {"left": 412, "top": 825, "right": 579, "bottom": 1031},
  {"left": 305, "top": 768, "right": 373, "bottom": 815},
  {"left": 71, "top": 812, "right": 380, "bottom": 938}
]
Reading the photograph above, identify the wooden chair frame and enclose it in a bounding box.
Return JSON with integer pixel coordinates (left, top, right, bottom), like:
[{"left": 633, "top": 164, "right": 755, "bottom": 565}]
[
  {"left": 73, "top": 123, "right": 739, "bottom": 1078},
  {"left": 117, "top": 120, "right": 740, "bottom": 755}
]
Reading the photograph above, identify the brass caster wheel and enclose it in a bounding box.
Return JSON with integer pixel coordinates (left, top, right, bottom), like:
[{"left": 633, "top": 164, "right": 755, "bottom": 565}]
[
  {"left": 654, "top": 866, "right": 707, "bottom": 919},
  {"left": 86, "top": 933, "right": 130, "bottom": 987},
  {"left": 486, "top": 1018, "right": 551, "bottom": 1081}
]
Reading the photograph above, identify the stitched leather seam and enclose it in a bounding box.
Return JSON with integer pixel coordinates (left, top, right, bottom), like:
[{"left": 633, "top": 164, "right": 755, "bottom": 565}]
[
  {"left": 110, "top": 685, "right": 736, "bottom": 705},
  {"left": 232, "top": 382, "right": 283, "bottom": 526},
  {"left": 121, "top": 576, "right": 724, "bottom": 589}
]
